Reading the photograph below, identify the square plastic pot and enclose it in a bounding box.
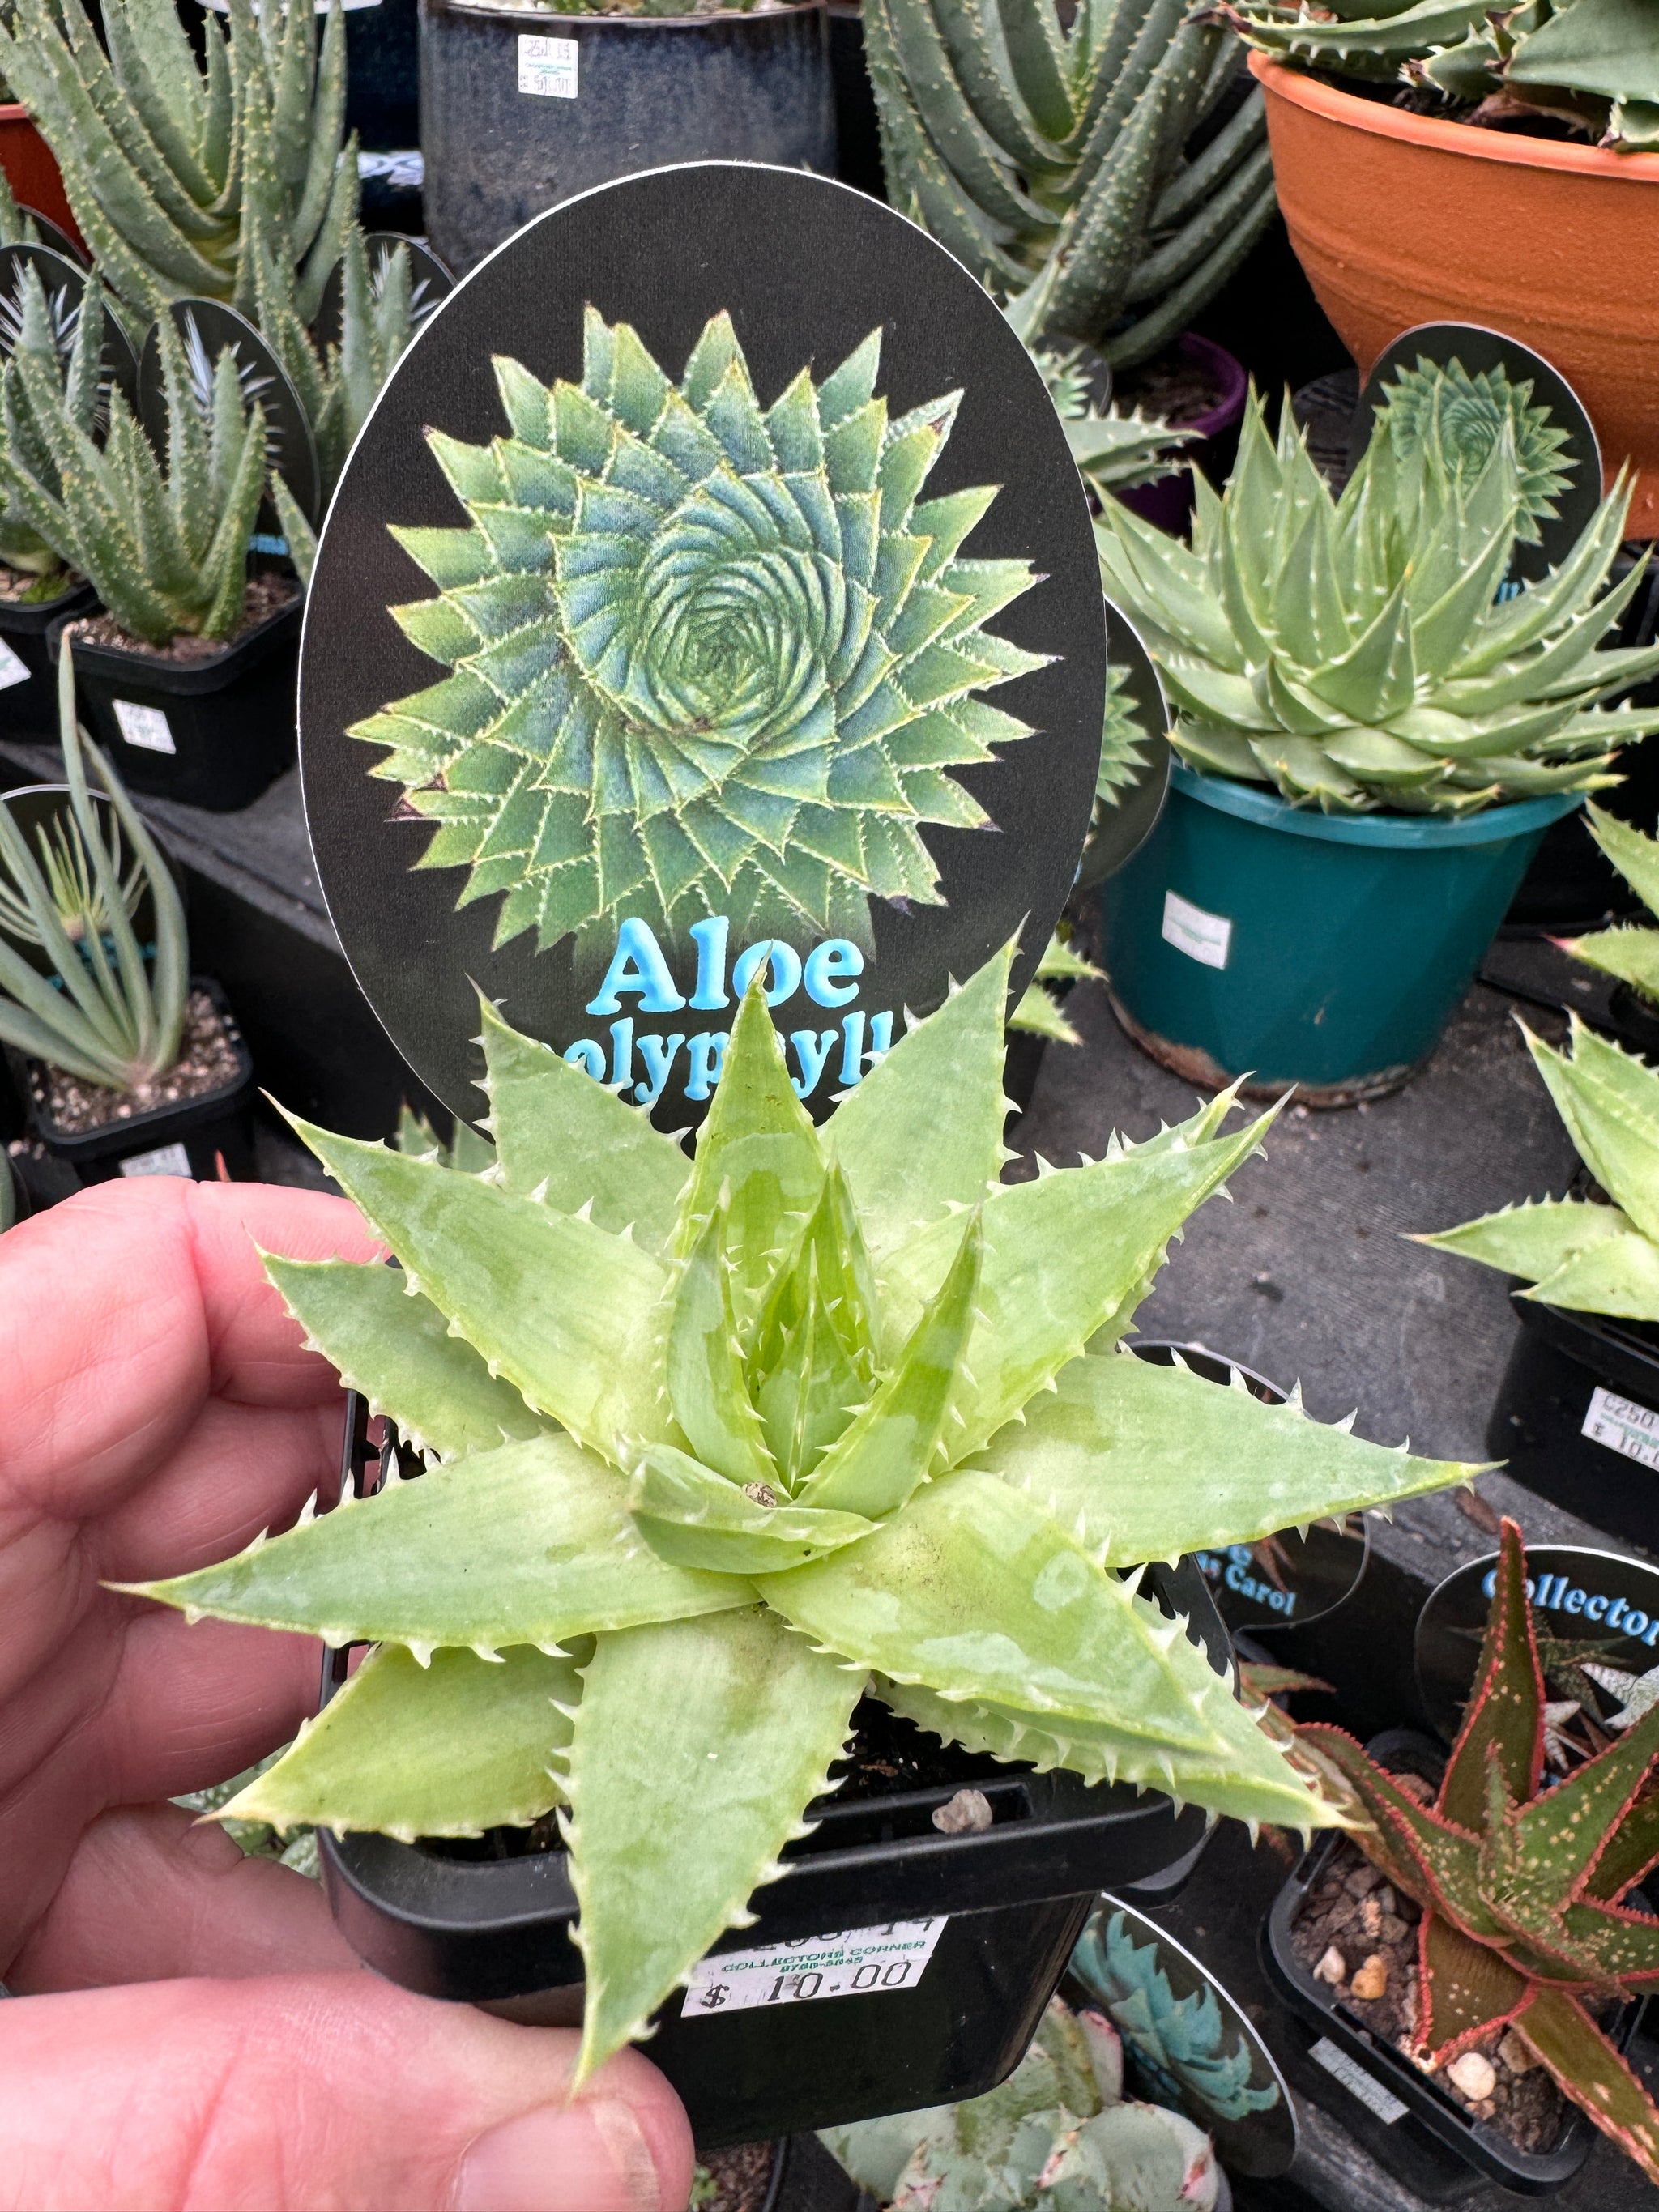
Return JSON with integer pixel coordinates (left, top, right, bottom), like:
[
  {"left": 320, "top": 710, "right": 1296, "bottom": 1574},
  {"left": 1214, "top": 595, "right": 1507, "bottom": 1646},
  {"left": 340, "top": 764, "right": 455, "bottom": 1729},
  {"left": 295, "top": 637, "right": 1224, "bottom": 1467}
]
[
  {"left": 0, "top": 579, "right": 96, "bottom": 736},
  {"left": 49, "top": 595, "right": 300, "bottom": 813},
  {"left": 1488, "top": 1291, "right": 1659, "bottom": 1548}
]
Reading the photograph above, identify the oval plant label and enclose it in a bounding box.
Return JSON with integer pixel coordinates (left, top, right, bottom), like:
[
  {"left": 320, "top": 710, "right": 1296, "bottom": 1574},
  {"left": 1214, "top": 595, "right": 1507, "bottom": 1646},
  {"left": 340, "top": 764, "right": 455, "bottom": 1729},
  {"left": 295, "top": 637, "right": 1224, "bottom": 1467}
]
[
  {"left": 297, "top": 162, "right": 1115, "bottom": 1127},
  {"left": 0, "top": 242, "right": 139, "bottom": 417},
  {"left": 139, "top": 297, "right": 321, "bottom": 530}
]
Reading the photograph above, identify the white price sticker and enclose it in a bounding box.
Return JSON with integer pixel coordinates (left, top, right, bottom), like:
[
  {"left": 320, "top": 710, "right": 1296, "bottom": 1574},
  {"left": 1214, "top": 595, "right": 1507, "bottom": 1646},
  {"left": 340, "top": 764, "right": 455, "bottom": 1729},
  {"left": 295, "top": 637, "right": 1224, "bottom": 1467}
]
[
  {"left": 518, "top": 34, "right": 578, "bottom": 98},
  {"left": 0, "top": 637, "right": 30, "bottom": 692},
  {"left": 113, "top": 700, "right": 176, "bottom": 756},
  {"left": 119, "top": 1141, "right": 193, "bottom": 1179},
  {"left": 1161, "top": 889, "right": 1232, "bottom": 970},
  {"left": 1583, "top": 1384, "right": 1659, "bottom": 1472},
  {"left": 1309, "top": 2036, "right": 1406, "bottom": 2125},
  {"left": 681, "top": 1918, "right": 945, "bottom": 2018}
]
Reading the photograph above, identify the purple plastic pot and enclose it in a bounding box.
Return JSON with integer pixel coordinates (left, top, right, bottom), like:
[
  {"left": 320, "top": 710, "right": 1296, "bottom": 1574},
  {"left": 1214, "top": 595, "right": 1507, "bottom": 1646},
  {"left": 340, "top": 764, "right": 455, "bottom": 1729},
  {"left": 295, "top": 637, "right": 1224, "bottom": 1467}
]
[{"left": 1119, "top": 332, "right": 1247, "bottom": 538}]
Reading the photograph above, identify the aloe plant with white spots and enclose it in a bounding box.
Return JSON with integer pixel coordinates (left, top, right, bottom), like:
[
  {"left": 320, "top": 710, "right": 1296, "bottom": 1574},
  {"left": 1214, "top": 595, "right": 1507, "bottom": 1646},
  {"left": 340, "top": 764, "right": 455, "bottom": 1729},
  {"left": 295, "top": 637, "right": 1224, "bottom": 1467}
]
[{"left": 126, "top": 940, "right": 1473, "bottom": 2081}]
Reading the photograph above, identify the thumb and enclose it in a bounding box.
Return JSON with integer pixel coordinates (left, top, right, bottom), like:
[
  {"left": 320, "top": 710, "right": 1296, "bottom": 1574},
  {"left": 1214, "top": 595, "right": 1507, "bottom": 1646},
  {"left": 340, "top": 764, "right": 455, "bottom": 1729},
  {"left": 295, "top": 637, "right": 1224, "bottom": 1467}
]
[{"left": 1, "top": 1971, "right": 694, "bottom": 2212}]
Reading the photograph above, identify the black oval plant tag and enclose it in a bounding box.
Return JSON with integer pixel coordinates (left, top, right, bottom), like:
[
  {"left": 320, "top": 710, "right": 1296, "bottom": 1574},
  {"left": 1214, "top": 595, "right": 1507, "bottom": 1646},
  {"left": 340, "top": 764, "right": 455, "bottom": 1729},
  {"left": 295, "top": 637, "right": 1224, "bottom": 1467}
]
[
  {"left": 312, "top": 233, "right": 454, "bottom": 358},
  {"left": 1415, "top": 1543, "right": 1659, "bottom": 1747},
  {"left": 0, "top": 242, "right": 139, "bottom": 416},
  {"left": 1074, "top": 599, "right": 1168, "bottom": 893},
  {"left": 19, "top": 210, "right": 87, "bottom": 267},
  {"left": 297, "top": 163, "right": 1107, "bottom": 1128},
  {"left": 1348, "top": 322, "right": 1601, "bottom": 586},
  {"left": 138, "top": 297, "right": 321, "bottom": 530},
  {"left": 1070, "top": 1897, "right": 1298, "bottom": 2178}
]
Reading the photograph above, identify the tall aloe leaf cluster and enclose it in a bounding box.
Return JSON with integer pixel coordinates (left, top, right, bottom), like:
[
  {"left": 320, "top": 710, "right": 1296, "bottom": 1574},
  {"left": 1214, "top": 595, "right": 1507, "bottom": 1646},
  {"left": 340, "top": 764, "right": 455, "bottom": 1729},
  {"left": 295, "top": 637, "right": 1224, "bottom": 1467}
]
[
  {"left": 1227, "top": 0, "right": 1659, "bottom": 151},
  {"left": 1422, "top": 1016, "right": 1659, "bottom": 1322},
  {"left": 0, "top": 250, "right": 76, "bottom": 594},
  {"left": 1094, "top": 382, "right": 1659, "bottom": 813},
  {"left": 1298, "top": 1521, "right": 1659, "bottom": 2186},
  {"left": 0, "top": 269, "right": 264, "bottom": 645},
  {"left": 128, "top": 942, "right": 1470, "bottom": 2079},
  {"left": 1559, "top": 806, "right": 1659, "bottom": 1008},
  {"left": 353, "top": 309, "right": 1047, "bottom": 969},
  {"left": 864, "top": 0, "right": 1275, "bottom": 367}
]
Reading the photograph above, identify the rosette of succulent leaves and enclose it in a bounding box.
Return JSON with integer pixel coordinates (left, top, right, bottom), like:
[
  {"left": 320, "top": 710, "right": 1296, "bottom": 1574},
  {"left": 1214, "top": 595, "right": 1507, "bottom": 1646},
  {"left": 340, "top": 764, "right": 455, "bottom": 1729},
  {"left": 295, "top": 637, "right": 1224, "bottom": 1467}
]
[
  {"left": 1420, "top": 1016, "right": 1659, "bottom": 1323},
  {"left": 1226, "top": 0, "right": 1659, "bottom": 151},
  {"left": 864, "top": 0, "right": 1276, "bottom": 368},
  {"left": 822, "top": 1993, "right": 1219, "bottom": 2211},
  {"left": 0, "top": 267, "right": 267, "bottom": 646},
  {"left": 126, "top": 940, "right": 1473, "bottom": 2080},
  {"left": 1296, "top": 1519, "right": 1659, "bottom": 2185},
  {"left": 1555, "top": 805, "right": 1659, "bottom": 1009},
  {"left": 1094, "top": 371, "right": 1659, "bottom": 813}
]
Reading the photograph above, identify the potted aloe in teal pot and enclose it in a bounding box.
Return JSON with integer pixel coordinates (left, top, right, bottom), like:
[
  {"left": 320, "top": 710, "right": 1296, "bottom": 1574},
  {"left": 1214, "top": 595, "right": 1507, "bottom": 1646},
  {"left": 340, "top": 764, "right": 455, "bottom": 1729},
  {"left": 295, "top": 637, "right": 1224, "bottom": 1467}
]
[{"left": 1094, "top": 365, "right": 1659, "bottom": 1102}]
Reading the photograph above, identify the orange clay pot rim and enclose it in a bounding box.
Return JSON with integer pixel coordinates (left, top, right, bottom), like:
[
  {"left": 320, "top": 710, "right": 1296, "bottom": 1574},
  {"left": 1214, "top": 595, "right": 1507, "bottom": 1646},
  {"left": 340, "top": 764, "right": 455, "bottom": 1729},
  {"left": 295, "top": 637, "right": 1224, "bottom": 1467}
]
[{"left": 1249, "top": 51, "right": 1659, "bottom": 181}]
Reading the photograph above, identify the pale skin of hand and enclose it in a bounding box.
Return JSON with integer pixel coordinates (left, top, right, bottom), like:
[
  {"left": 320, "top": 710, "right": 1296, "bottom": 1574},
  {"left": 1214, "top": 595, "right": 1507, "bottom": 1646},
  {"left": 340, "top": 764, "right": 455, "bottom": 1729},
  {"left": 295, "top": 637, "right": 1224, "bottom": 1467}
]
[{"left": 0, "top": 1177, "right": 694, "bottom": 2212}]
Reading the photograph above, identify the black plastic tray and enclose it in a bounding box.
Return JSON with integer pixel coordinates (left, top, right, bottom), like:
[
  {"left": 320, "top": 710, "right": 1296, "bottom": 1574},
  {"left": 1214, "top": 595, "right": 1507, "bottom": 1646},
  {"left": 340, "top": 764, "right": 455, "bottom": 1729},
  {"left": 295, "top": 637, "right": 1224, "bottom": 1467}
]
[{"left": 1488, "top": 1290, "right": 1659, "bottom": 1549}]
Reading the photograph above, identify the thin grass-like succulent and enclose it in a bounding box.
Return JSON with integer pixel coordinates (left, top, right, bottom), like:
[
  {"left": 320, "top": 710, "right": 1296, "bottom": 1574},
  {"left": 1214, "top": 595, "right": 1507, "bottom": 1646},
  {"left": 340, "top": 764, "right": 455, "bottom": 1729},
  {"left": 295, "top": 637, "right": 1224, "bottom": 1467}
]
[
  {"left": 0, "top": 650, "right": 186, "bottom": 1090},
  {"left": 352, "top": 309, "right": 1047, "bottom": 973},
  {"left": 1296, "top": 1519, "right": 1659, "bottom": 2186},
  {"left": 1419, "top": 1016, "right": 1659, "bottom": 1321},
  {"left": 1558, "top": 804, "right": 1659, "bottom": 1008},
  {"left": 126, "top": 939, "right": 1473, "bottom": 2079}
]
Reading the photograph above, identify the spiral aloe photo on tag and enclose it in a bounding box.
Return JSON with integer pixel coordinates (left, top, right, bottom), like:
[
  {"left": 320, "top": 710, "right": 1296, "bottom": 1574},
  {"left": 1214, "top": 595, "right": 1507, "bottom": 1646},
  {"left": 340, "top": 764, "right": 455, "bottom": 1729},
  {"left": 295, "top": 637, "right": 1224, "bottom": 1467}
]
[{"left": 298, "top": 163, "right": 1111, "bottom": 1129}]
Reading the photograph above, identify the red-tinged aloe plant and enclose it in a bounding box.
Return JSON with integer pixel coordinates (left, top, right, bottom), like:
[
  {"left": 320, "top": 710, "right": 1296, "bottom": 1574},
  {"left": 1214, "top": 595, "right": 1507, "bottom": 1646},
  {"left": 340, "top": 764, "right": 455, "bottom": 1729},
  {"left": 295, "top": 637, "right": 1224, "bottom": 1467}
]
[{"left": 1297, "top": 1519, "right": 1659, "bottom": 2184}]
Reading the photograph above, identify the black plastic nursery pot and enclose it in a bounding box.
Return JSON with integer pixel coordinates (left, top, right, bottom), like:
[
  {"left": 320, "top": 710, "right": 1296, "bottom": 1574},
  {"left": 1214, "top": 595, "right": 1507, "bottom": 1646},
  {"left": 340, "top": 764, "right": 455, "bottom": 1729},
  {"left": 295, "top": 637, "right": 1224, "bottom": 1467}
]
[
  {"left": 12, "top": 974, "right": 255, "bottom": 1183},
  {"left": 418, "top": 0, "right": 836, "bottom": 275},
  {"left": 0, "top": 578, "right": 96, "bottom": 739},
  {"left": 1593, "top": 980, "right": 1659, "bottom": 1067},
  {"left": 1488, "top": 1291, "right": 1659, "bottom": 1548},
  {"left": 48, "top": 593, "right": 301, "bottom": 813}
]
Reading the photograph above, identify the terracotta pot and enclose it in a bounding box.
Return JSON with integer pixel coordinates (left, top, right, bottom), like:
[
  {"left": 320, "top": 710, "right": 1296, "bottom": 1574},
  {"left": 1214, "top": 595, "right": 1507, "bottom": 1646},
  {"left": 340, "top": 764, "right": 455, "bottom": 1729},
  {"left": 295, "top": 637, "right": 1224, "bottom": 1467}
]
[
  {"left": 1251, "top": 55, "right": 1659, "bottom": 536},
  {"left": 0, "top": 106, "right": 82, "bottom": 253}
]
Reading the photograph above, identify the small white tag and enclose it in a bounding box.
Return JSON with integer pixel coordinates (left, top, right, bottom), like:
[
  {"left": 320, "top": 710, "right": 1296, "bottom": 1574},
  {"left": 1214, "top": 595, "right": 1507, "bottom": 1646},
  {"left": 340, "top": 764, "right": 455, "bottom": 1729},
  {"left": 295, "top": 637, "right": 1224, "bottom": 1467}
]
[
  {"left": 1583, "top": 1385, "right": 1659, "bottom": 1472},
  {"left": 1309, "top": 2036, "right": 1407, "bottom": 2125},
  {"left": 0, "top": 637, "right": 29, "bottom": 692},
  {"left": 1161, "top": 889, "right": 1232, "bottom": 970},
  {"left": 681, "top": 1918, "right": 946, "bottom": 2018},
  {"left": 119, "top": 1140, "right": 193, "bottom": 1179},
  {"left": 113, "top": 700, "right": 175, "bottom": 756},
  {"left": 518, "top": 34, "right": 578, "bottom": 97}
]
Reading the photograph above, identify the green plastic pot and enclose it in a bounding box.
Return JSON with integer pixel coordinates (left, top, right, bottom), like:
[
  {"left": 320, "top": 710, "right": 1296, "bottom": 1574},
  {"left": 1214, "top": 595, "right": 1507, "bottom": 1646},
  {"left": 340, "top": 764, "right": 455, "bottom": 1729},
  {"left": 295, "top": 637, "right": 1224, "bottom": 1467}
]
[{"left": 1099, "top": 765, "right": 1583, "bottom": 1102}]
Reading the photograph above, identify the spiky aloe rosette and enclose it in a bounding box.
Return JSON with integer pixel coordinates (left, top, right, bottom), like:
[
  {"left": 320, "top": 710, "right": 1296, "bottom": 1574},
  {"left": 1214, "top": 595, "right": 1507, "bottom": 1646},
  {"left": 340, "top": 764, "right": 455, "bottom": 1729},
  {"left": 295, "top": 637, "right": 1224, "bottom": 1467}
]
[
  {"left": 352, "top": 309, "right": 1052, "bottom": 970},
  {"left": 129, "top": 943, "right": 1472, "bottom": 2078},
  {"left": 1295, "top": 1521, "right": 1659, "bottom": 2185}
]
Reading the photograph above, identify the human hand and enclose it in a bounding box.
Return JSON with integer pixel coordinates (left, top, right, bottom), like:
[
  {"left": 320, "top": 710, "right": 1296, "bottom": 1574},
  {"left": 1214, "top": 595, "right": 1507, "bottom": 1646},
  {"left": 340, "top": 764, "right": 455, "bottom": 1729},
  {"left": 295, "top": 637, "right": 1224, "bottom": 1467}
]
[{"left": 0, "top": 1176, "right": 693, "bottom": 2211}]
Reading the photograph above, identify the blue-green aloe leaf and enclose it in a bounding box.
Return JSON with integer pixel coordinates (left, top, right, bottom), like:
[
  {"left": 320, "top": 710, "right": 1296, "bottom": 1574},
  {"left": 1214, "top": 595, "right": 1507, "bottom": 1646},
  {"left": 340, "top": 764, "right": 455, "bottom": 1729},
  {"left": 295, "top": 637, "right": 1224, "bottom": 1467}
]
[
  {"left": 1414, "top": 1195, "right": 1633, "bottom": 1285},
  {"left": 667, "top": 1204, "right": 778, "bottom": 1489},
  {"left": 631, "top": 1447, "right": 878, "bottom": 1575},
  {"left": 565, "top": 1606, "right": 858, "bottom": 2082},
  {"left": 1524, "top": 1020, "right": 1659, "bottom": 1244}
]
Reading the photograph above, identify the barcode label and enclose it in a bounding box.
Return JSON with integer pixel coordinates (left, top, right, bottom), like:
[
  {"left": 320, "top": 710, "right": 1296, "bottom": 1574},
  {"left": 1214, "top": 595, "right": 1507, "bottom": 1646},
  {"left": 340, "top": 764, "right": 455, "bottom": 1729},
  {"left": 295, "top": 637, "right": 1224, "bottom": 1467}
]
[
  {"left": 1162, "top": 889, "right": 1231, "bottom": 970},
  {"left": 113, "top": 701, "right": 175, "bottom": 756},
  {"left": 119, "top": 1141, "right": 193, "bottom": 1178},
  {"left": 1583, "top": 1385, "right": 1659, "bottom": 1472},
  {"left": 0, "top": 638, "right": 30, "bottom": 691},
  {"left": 519, "top": 34, "right": 578, "bottom": 97},
  {"left": 682, "top": 1918, "right": 945, "bottom": 2018},
  {"left": 1310, "top": 2036, "right": 1407, "bottom": 2124}
]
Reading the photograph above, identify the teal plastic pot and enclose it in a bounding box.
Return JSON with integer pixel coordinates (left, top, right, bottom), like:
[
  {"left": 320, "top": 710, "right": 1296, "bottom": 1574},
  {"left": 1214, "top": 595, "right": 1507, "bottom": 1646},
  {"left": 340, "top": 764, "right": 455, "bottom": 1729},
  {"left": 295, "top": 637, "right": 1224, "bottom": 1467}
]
[{"left": 1100, "top": 765, "right": 1583, "bottom": 1102}]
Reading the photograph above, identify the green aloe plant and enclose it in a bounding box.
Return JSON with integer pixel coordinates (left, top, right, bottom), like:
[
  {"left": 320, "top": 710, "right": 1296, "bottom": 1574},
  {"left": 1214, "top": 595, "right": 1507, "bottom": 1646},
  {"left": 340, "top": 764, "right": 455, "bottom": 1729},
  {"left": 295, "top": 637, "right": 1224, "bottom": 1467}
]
[
  {"left": 0, "top": 650, "right": 187, "bottom": 1089},
  {"left": 352, "top": 308, "right": 1049, "bottom": 970},
  {"left": 1296, "top": 1519, "right": 1659, "bottom": 2186},
  {"left": 1558, "top": 805, "right": 1659, "bottom": 1006},
  {"left": 1226, "top": 0, "right": 1659, "bottom": 151},
  {"left": 864, "top": 0, "right": 1275, "bottom": 366},
  {"left": 0, "top": 266, "right": 266, "bottom": 646},
  {"left": 0, "top": 255, "right": 75, "bottom": 595},
  {"left": 1420, "top": 1016, "right": 1659, "bottom": 1320},
  {"left": 125, "top": 939, "right": 1472, "bottom": 2079},
  {"left": 1093, "top": 382, "right": 1659, "bottom": 813}
]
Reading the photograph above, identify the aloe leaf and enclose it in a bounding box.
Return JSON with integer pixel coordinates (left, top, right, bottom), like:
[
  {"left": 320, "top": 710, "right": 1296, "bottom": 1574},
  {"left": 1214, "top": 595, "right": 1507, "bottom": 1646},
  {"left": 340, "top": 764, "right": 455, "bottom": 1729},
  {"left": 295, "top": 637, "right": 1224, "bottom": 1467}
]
[
  {"left": 761, "top": 1468, "right": 1241, "bottom": 1752},
  {"left": 1441, "top": 1520, "right": 1543, "bottom": 1831},
  {"left": 283, "top": 1112, "right": 670, "bottom": 1465},
  {"left": 1562, "top": 924, "right": 1659, "bottom": 1006},
  {"left": 480, "top": 995, "right": 689, "bottom": 1247},
  {"left": 1584, "top": 803, "right": 1659, "bottom": 918},
  {"left": 222, "top": 1643, "right": 579, "bottom": 1841},
  {"left": 1294, "top": 1725, "right": 1503, "bottom": 1941},
  {"left": 667, "top": 1205, "right": 778, "bottom": 1488},
  {"left": 1513, "top": 1695, "right": 1659, "bottom": 1904},
  {"left": 1515, "top": 1985, "right": 1659, "bottom": 2187},
  {"left": 631, "top": 1446, "right": 877, "bottom": 1575},
  {"left": 263, "top": 1255, "right": 545, "bottom": 1461},
  {"left": 1415, "top": 1196, "right": 1632, "bottom": 1285},
  {"left": 1525, "top": 1230, "right": 1659, "bottom": 1321},
  {"left": 828, "top": 938, "right": 1014, "bottom": 1259},
  {"left": 122, "top": 1434, "right": 751, "bottom": 1655},
  {"left": 1416, "top": 1911, "right": 1531, "bottom": 2056},
  {"left": 565, "top": 1606, "right": 858, "bottom": 2082},
  {"left": 1524, "top": 1021, "right": 1659, "bottom": 1243}
]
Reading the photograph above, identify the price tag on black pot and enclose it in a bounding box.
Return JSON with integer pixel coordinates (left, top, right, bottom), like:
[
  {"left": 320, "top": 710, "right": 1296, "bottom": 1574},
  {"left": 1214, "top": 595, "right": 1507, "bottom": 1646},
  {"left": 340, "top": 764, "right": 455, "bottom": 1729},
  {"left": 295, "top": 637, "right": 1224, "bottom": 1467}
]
[
  {"left": 1349, "top": 322, "right": 1600, "bottom": 586},
  {"left": 680, "top": 1916, "right": 946, "bottom": 2016},
  {"left": 1415, "top": 1543, "right": 1659, "bottom": 1746},
  {"left": 311, "top": 232, "right": 454, "bottom": 357},
  {"left": 1073, "top": 599, "right": 1169, "bottom": 892},
  {"left": 1071, "top": 1899, "right": 1297, "bottom": 2178},
  {"left": 297, "top": 164, "right": 1107, "bottom": 1130},
  {"left": 0, "top": 242, "right": 139, "bottom": 417},
  {"left": 139, "top": 297, "right": 320, "bottom": 530}
]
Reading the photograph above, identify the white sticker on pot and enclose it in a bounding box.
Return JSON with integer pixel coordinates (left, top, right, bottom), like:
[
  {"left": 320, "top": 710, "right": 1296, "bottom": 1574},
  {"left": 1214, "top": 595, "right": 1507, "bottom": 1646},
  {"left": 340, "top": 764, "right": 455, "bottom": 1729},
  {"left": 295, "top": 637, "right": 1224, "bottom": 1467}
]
[
  {"left": 1162, "top": 889, "right": 1231, "bottom": 970},
  {"left": 0, "top": 638, "right": 30, "bottom": 692},
  {"left": 119, "top": 1141, "right": 193, "bottom": 1179},
  {"left": 1309, "top": 2037, "right": 1407, "bottom": 2125},
  {"left": 1583, "top": 1385, "right": 1659, "bottom": 1472},
  {"left": 113, "top": 700, "right": 176, "bottom": 756},
  {"left": 518, "top": 35, "right": 578, "bottom": 98},
  {"left": 681, "top": 1917, "right": 945, "bottom": 2018}
]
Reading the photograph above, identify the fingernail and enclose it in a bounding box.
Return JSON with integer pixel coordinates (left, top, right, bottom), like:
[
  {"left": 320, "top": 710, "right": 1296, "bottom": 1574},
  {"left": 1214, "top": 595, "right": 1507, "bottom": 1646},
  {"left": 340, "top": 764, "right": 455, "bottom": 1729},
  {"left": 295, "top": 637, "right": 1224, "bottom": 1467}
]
[{"left": 454, "top": 2099, "right": 671, "bottom": 2212}]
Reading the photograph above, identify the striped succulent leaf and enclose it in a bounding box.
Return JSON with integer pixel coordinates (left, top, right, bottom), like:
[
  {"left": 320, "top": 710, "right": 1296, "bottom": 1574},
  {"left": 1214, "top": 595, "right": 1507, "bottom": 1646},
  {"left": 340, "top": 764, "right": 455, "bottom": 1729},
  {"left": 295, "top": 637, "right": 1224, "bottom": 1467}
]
[
  {"left": 127, "top": 942, "right": 1474, "bottom": 2079},
  {"left": 351, "top": 309, "right": 1050, "bottom": 968}
]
